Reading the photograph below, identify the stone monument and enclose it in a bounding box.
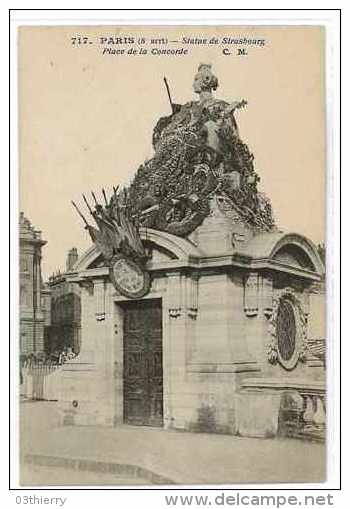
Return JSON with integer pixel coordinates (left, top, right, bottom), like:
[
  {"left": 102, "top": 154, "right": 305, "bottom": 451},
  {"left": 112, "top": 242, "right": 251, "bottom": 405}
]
[{"left": 61, "top": 65, "right": 325, "bottom": 439}]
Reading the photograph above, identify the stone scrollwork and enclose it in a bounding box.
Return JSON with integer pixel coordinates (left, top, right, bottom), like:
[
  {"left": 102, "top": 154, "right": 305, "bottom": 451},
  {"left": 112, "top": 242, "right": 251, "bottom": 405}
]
[
  {"left": 94, "top": 279, "right": 106, "bottom": 322},
  {"left": 244, "top": 273, "right": 259, "bottom": 317},
  {"left": 166, "top": 272, "right": 183, "bottom": 320},
  {"left": 80, "top": 279, "right": 94, "bottom": 296},
  {"left": 168, "top": 307, "right": 182, "bottom": 319},
  {"left": 261, "top": 276, "right": 273, "bottom": 318},
  {"left": 243, "top": 273, "right": 273, "bottom": 318},
  {"left": 167, "top": 272, "right": 199, "bottom": 320},
  {"left": 187, "top": 272, "right": 199, "bottom": 320},
  {"left": 267, "top": 288, "right": 308, "bottom": 370}
]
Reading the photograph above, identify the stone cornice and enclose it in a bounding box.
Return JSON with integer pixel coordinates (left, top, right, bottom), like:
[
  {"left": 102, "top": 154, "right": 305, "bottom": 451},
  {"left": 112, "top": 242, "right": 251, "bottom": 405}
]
[
  {"left": 68, "top": 254, "right": 321, "bottom": 283},
  {"left": 188, "top": 361, "right": 261, "bottom": 373},
  {"left": 240, "top": 378, "right": 325, "bottom": 394},
  {"left": 69, "top": 228, "right": 323, "bottom": 283},
  {"left": 20, "top": 237, "right": 47, "bottom": 247}
]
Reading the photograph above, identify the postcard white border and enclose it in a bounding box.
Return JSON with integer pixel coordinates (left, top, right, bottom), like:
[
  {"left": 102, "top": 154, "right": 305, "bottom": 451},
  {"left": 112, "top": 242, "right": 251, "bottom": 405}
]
[{"left": 9, "top": 8, "right": 340, "bottom": 496}]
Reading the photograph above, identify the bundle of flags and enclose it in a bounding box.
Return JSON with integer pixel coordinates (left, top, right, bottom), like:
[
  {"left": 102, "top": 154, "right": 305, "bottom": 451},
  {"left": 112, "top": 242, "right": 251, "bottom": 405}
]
[{"left": 72, "top": 187, "right": 146, "bottom": 264}]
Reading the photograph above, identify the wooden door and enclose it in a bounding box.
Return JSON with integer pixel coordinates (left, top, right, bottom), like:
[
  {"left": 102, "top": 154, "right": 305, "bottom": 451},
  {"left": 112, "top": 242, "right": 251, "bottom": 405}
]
[{"left": 123, "top": 299, "right": 163, "bottom": 426}]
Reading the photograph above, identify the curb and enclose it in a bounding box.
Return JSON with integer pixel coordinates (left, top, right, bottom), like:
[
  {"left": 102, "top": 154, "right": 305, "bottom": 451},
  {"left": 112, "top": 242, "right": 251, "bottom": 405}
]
[{"left": 24, "top": 454, "right": 175, "bottom": 485}]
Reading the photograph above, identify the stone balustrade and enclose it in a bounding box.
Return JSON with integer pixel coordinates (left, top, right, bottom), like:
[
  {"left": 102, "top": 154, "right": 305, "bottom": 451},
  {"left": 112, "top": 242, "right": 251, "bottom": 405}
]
[
  {"left": 297, "top": 388, "right": 326, "bottom": 441},
  {"left": 239, "top": 378, "right": 326, "bottom": 441}
]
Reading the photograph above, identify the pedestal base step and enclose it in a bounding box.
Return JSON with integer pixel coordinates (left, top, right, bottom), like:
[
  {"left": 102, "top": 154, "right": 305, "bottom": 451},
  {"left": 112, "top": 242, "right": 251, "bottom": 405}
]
[{"left": 23, "top": 454, "right": 175, "bottom": 485}]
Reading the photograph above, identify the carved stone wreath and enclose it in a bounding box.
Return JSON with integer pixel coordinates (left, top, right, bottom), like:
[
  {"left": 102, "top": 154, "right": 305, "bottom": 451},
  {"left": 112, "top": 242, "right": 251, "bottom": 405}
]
[{"left": 267, "top": 288, "right": 308, "bottom": 370}]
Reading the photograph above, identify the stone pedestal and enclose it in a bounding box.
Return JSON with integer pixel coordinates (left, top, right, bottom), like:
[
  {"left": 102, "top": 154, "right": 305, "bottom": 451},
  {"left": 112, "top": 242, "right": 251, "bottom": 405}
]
[
  {"left": 235, "top": 392, "right": 282, "bottom": 438},
  {"left": 58, "top": 227, "right": 325, "bottom": 436}
]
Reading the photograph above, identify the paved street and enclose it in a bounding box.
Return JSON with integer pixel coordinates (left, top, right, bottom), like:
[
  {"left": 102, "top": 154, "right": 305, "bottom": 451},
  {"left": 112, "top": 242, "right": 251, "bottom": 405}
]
[
  {"left": 21, "top": 464, "right": 148, "bottom": 486},
  {"left": 20, "top": 401, "right": 326, "bottom": 486}
]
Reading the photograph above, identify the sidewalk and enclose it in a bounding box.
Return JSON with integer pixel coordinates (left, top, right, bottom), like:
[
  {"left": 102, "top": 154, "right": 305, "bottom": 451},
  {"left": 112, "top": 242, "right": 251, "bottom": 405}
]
[{"left": 20, "top": 401, "right": 326, "bottom": 486}]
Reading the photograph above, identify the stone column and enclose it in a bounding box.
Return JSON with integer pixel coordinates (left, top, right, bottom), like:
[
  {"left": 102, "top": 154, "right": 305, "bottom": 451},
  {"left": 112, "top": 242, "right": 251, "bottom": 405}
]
[
  {"left": 193, "top": 273, "right": 233, "bottom": 365},
  {"left": 227, "top": 271, "right": 255, "bottom": 367},
  {"left": 185, "top": 272, "right": 199, "bottom": 363},
  {"left": 243, "top": 272, "right": 273, "bottom": 368},
  {"left": 94, "top": 279, "right": 106, "bottom": 321},
  {"left": 59, "top": 274, "right": 116, "bottom": 426},
  {"left": 113, "top": 302, "right": 124, "bottom": 425},
  {"left": 95, "top": 281, "right": 117, "bottom": 425},
  {"left": 163, "top": 271, "right": 188, "bottom": 430}
]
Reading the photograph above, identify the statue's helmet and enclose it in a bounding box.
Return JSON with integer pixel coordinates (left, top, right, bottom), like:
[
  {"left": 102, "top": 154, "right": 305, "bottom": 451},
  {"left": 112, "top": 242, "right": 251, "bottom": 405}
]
[{"left": 193, "top": 63, "right": 219, "bottom": 94}]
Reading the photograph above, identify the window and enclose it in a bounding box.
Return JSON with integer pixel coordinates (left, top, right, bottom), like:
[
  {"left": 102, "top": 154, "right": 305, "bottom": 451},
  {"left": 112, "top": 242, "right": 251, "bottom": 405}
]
[{"left": 276, "top": 299, "right": 297, "bottom": 364}]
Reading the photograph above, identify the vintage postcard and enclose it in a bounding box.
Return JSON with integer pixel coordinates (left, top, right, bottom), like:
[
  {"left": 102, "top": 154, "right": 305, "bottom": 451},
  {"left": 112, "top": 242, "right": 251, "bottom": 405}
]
[{"left": 17, "top": 23, "right": 329, "bottom": 487}]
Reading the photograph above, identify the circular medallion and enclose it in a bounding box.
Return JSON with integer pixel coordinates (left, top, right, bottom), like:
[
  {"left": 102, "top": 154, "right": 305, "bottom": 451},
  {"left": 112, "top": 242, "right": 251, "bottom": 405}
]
[{"left": 110, "top": 257, "right": 150, "bottom": 299}]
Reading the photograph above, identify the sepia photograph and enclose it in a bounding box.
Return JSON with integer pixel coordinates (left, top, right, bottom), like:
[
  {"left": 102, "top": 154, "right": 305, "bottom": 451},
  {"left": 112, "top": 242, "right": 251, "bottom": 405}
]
[{"left": 15, "top": 21, "right": 331, "bottom": 487}]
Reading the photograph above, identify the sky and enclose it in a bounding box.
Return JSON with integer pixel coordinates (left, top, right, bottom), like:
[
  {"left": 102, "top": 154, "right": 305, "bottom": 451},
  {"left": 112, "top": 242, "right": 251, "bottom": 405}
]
[{"left": 18, "top": 25, "right": 326, "bottom": 279}]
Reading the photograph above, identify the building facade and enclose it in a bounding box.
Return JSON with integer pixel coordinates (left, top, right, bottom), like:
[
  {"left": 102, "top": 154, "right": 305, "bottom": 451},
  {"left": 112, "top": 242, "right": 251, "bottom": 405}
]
[
  {"left": 46, "top": 248, "right": 81, "bottom": 356},
  {"left": 19, "top": 213, "right": 47, "bottom": 355},
  {"left": 59, "top": 220, "right": 325, "bottom": 437}
]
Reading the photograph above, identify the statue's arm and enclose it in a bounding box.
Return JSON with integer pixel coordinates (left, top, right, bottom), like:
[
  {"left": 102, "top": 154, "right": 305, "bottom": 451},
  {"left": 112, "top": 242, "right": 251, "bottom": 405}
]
[{"left": 224, "top": 100, "right": 248, "bottom": 116}]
